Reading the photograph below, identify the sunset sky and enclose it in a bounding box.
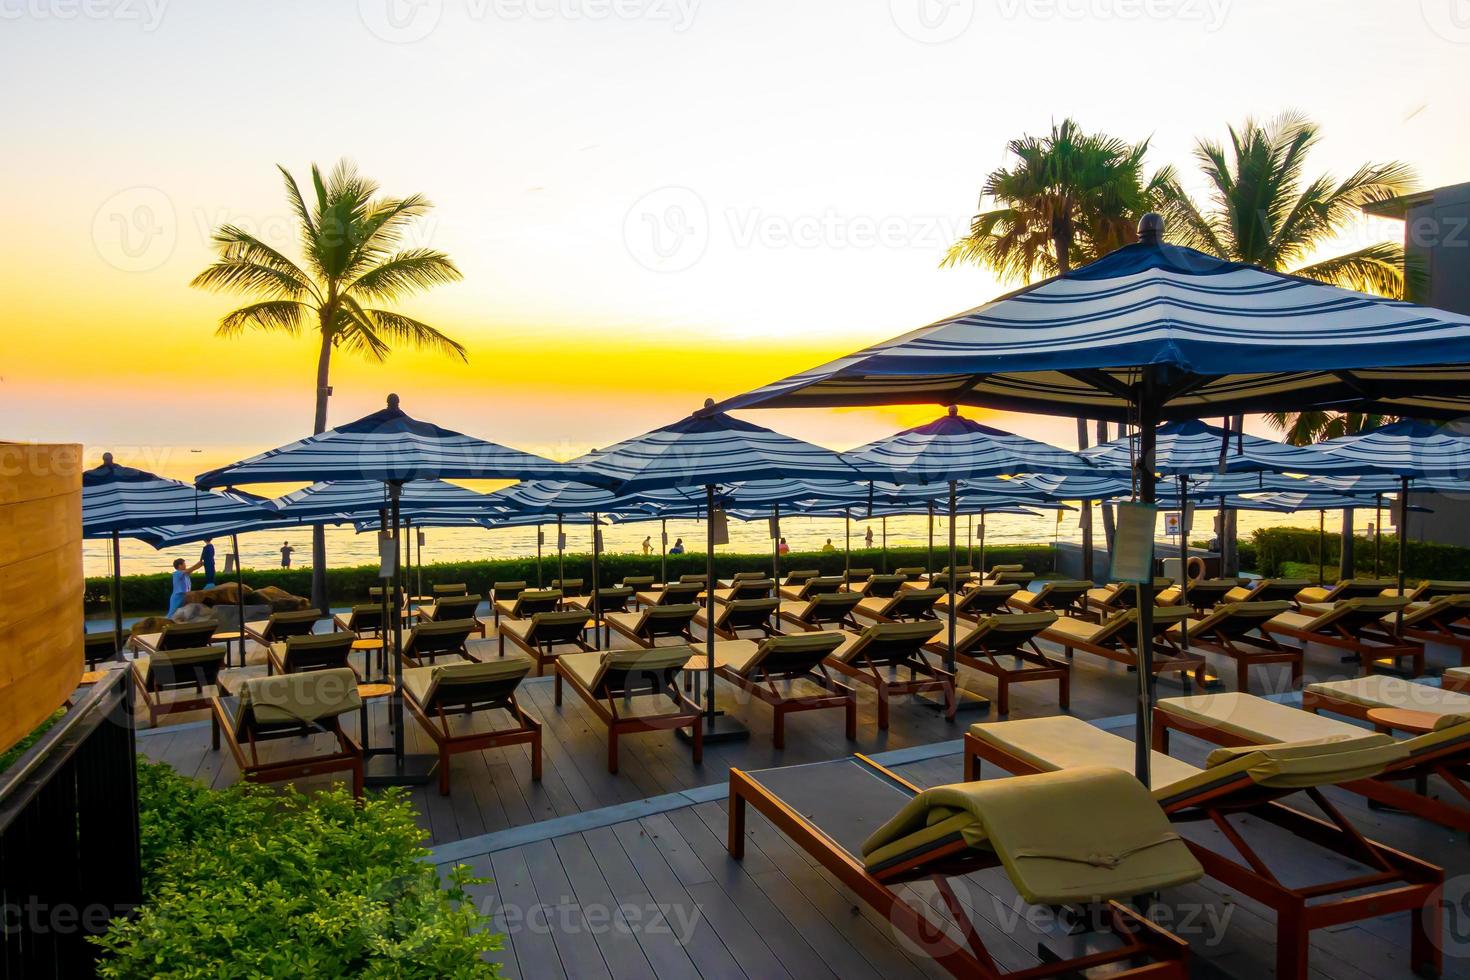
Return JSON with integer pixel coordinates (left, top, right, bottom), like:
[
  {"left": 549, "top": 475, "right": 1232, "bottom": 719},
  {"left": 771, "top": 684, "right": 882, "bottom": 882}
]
[{"left": 5, "top": 0, "right": 1467, "bottom": 482}]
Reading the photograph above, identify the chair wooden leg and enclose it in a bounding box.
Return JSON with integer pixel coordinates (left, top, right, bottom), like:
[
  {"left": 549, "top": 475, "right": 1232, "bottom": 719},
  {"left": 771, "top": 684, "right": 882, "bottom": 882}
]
[
  {"left": 1057, "top": 670, "right": 1070, "bottom": 710},
  {"left": 438, "top": 747, "right": 451, "bottom": 796},
  {"left": 844, "top": 693, "right": 857, "bottom": 740},
  {"left": 1237, "top": 660, "right": 1250, "bottom": 694},
  {"left": 554, "top": 672, "right": 563, "bottom": 706},
  {"left": 876, "top": 680, "right": 890, "bottom": 730},
  {"left": 996, "top": 678, "right": 1009, "bottom": 717},
  {"left": 772, "top": 706, "right": 786, "bottom": 750},
  {"left": 691, "top": 715, "right": 703, "bottom": 765},
  {"left": 608, "top": 730, "right": 620, "bottom": 773}
]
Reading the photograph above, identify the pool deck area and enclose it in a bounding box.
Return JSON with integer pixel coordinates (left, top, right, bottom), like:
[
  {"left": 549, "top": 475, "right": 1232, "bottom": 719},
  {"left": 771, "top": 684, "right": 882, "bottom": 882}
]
[{"left": 129, "top": 609, "right": 1470, "bottom": 979}]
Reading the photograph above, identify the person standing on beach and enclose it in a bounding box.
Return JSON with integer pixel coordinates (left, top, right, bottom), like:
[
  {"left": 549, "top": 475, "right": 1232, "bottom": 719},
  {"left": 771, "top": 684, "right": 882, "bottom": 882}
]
[
  {"left": 200, "top": 538, "right": 216, "bottom": 588},
  {"left": 168, "top": 557, "right": 203, "bottom": 616},
  {"left": 642, "top": 536, "right": 652, "bottom": 555},
  {"left": 865, "top": 526, "right": 874, "bottom": 548},
  {"left": 281, "top": 541, "right": 294, "bottom": 568},
  {"left": 778, "top": 537, "right": 790, "bottom": 555}
]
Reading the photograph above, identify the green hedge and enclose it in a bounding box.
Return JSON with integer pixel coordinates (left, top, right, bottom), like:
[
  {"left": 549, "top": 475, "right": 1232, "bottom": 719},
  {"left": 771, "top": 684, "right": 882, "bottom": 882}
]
[
  {"left": 86, "top": 545, "right": 1060, "bottom": 614},
  {"left": 93, "top": 762, "right": 501, "bottom": 977},
  {"left": 1251, "top": 527, "right": 1470, "bottom": 580}
]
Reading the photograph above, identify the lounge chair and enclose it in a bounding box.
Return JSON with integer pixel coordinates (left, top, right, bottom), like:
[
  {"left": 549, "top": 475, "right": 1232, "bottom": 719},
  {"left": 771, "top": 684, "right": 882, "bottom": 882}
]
[
  {"left": 266, "top": 631, "right": 358, "bottom": 678},
  {"left": 618, "top": 574, "right": 656, "bottom": 591},
  {"left": 843, "top": 567, "right": 874, "bottom": 585},
  {"left": 1222, "top": 577, "right": 1313, "bottom": 604},
  {"left": 1157, "top": 577, "right": 1241, "bottom": 614},
  {"left": 934, "top": 582, "right": 1020, "bottom": 619},
  {"left": 128, "top": 619, "right": 219, "bottom": 656},
  {"left": 1163, "top": 600, "right": 1300, "bottom": 693},
  {"left": 988, "top": 569, "right": 1037, "bottom": 587},
  {"left": 825, "top": 621, "right": 951, "bottom": 728},
  {"left": 693, "top": 597, "right": 780, "bottom": 640},
  {"left": 892, "top": 566, "right": 926, "bottom": 582},
  {"left": 403, "top": 658, "right": 541, "bottom": 795},
  {"left": 1368, "top": 594, "right": 1470, "bottom": 664},
  {"left": 1444, "top": 665, "right": 1470, "bottom": 694},
  {"left": 1294, "top": 577, "right": 1400, "bottom": 606},
  {"left": 1041, "top": 607, "right": 1205, "bottom": 689},
  {"left": 710, "top": 578, "right": 775, "bottom": 604},
  {"left": 415, "top": 593, "right": 486, "bottom": 635},
  {"left": 928, "top": 565, "right": 974, "bottom": 590},
  {"left": 1168, "top": 684, "right": 1470, "bottom": 834},
  {"left": 498, "top": 609, "right": 593, "bottom": 675},
  {"left": 778, "top": 575, "right": 844, "bottom": 602},
  {"left": 701, "top": 632, "right": 853, "bottom": 747},
  {"left": 85, "top": 630, "right": 120, "bottom": 668},
  {"left": 489, "top": 581, "right": 527, "bottom": 624},
  {"left": 848, "top": 573, "right": 906, "bottom": 598},
  {"left": 778, "top": 591, "right": 863, "bottom": 632},
  {"left": 1004, "top": 579, "right": 1090, "bottom": 616},
  {"left": 431, "top": 582, "right": 468, "bottom": 597},
  {"left": 554, "top": 646, "right": 701, "bottom": 772},
  {"left": 333, "top": 603, "right": 384, "bottom": 638},
  {"left": 244, "top": 609, "right": 324, "bottom": 650},
  {"left": 604, "top": 604, "right": 700, "bottom": 648},
  {"left": 210, "top": 667, "right": 363, "bottom": 798},
  {"left": 550, "top": 577, "right": 585, "bottom": 597},
  {"left": 931, "top": 612, "right": 1066, "bottom": 716},
  {"left": 721, "top": 570, "right": 769, "bottom": 587},
  {"left": 131, "top": 645, "right": 229, "bottom": 727},
  {"left": 1083, "top": 578, "right": 1173, "bottom": 620},
  {"left": 1259, "top": 596, "right": 1422, "bottom": 676},
  {"left": 851, "top": 587, "right": 944, "bottom": 625},
  {"left": 965, "top": 714, "right": 1442, "bottom": 980},
  {"left": 492, "top": 588, "right": 563, "bottom": 622},
  {"left": 982, "top": 562, "right": 1025, "bottom": 580},
  {"left": 400, "top": 619, "right": 479, "bottom": 667},
  {"left": 1392, "top": 579, "right": 1470, "bottom": 601},
  {"left": 729, "top": 756, "right": 1200, "bottom": 980},
  {"left": 634, "top": 581, "right": 703, "bottom": 609},
  {"left": 674, "top": 573, "right": 708, "bottom": 587}
]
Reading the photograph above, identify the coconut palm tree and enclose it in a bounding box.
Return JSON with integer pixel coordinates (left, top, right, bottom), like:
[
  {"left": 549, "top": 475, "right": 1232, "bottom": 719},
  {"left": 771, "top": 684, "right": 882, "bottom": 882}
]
[
  {"left": 192, "top": 160, "right": 467, "bottom": 610},
  {"left": 944, "top": 119, "right": 1173, "bottom": 577},
  {"left": 1157, "top": 113, "right": 1414, "bottom": 575}
]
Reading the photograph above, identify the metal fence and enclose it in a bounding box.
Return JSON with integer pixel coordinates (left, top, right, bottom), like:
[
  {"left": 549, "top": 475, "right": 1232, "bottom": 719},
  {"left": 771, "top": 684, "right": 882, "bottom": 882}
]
[{"left": 0, "top": 670, "right": 141, "bottom": 978}]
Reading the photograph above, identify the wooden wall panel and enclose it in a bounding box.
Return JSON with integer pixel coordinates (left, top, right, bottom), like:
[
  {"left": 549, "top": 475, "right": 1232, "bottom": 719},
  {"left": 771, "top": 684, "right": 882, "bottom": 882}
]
[{"left": 0, "top": 444, "right": 83, "bottom": 755}]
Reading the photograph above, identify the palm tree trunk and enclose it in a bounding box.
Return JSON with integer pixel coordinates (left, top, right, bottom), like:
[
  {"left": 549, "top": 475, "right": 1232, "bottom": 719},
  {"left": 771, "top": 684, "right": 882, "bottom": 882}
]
[
  {"left": 310, "top": 329, "right": 332, "bottom": 613},
  {"left": 1220, "top": 414, "right": 1242, "bottom": 575},
  {"left": 1339, "top": 509, "right": 1355, "bottom": 579},
  {"left": 1076, "top": 419, "right": 1092, "bottom": 580}
]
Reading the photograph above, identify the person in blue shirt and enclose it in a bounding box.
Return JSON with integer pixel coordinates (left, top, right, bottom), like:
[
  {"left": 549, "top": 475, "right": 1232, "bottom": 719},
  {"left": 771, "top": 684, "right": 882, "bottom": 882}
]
[
  {"left": 199, "top": 539, "right": 216, "bottom": 587},
  {"left": 168, "top": 557, "right": 203, "bottom": 616},
  {"left": 668, "top": 538, "right": 685, "bottom": 555}
]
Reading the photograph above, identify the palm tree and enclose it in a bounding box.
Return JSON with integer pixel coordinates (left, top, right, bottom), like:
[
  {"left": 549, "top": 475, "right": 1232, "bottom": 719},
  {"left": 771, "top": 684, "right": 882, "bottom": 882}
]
[
  {"left": 193, "top": 160, "right": 467, "bottom": 610},
  {"left": 1157, "top": 113, "right": 1414, "bottom": 575},
  {"left": 944, "top": 119, "right": 1172, "bottom": 577}
]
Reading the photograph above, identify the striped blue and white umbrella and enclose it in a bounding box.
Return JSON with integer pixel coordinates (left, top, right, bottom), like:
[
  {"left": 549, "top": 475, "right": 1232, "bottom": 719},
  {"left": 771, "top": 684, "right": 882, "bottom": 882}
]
[
  {"left": 83, "top": 453, "right": 274, "bottom": 652},
  {"left": 1309, "top": 473, "right": 1470, "bottom": 495},
  {"left": 195, "top": 394, "right": 578, "bottom": 488},
  {"left": 1084, "top": 420, "right": 1363, "bottom": 476},
  {"left": 270, "top": 479, "right": 501, "bottom": 520},
  {"left": 844, "top": 406, "right": 1110, "bottom": 484},
  {"left": 1316, "top": 420, "right": 1470, "bottom": 480}
]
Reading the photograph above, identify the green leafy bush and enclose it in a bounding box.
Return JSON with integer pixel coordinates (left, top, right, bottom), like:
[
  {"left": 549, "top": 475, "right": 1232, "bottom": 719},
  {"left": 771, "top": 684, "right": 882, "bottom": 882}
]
[
  {"left": 93, "top": 762, "right": 501, "bottom": 978},
  {"left": 1251, "top": 526, "right": 1470, "bottom": 581},
  {"left": 87, "top": 545, "right": 1062, "bottom": 613}
]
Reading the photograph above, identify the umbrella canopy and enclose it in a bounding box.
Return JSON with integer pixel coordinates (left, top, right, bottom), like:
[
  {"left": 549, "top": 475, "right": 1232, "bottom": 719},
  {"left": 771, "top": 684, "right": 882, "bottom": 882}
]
[
  {"left": 843, "top": 406, "right": 1109, "bottom": 483},
  {"left": 580, "top": 402, "right": 862, "bottom": 492},
  {"left": 486, "top": 479, "right": 700, "bottom": 515},
  {"left": 270, "top": 479, "right": 501, "bottom": 520},
  {"left": 1306, "top": 473, "right": 1470, "bottom": 495},
  {"left": 83, "top": 454, "right": 270, "bottom": 536},
  {"left": 1315, "top": 420, "right": 1470, "bottom": 479},
  {"left": 194, "top": 394, "right": 581, "bottom": 488},
  {"left": 714, "top": 230, "right": 1470, "bottom": 422},
  {"left": 1084, "top": 420, "right": 1361, "bottom": 476}
]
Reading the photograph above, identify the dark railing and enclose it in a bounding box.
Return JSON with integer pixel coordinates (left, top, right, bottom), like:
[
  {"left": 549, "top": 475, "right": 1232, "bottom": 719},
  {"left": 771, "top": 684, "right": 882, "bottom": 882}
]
[{"left": 0, "top": 670, "right": 141, "bottom": 978}]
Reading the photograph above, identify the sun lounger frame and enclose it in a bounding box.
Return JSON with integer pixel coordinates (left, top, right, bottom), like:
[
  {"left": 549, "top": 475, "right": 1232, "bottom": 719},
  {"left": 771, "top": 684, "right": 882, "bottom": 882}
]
[
  {"left": 554, "top": 655, "right": 702, "bottom": 773},
  {"left": 935, "top": 620, "right": 1067, "bottom": 716},
  {"left": 404, "top": 669, "right": 542, "bottom": 795},
  {"left": 209, "top": 690, "right": 363, "bottom": 799},
  {"left": 497, "top": 610, "right": 594, "bottom": 674}
]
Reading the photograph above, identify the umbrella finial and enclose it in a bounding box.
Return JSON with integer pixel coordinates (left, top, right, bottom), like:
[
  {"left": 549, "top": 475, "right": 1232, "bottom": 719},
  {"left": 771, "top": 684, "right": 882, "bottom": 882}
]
[
  {"left": 386, "top": 393, "right": 401, "bottom": 410},
  {"left": 947, "top": 404, "right": 958, "bottom": 417},
  {"left": 695, "top": 397, "right": 716, "bottom": 417},
  {"left": 102, "top": 452, "right": 114, "bottom": 465},
  {"left": 1137, "top": 213, "right": 1164, "bottom": 244}
]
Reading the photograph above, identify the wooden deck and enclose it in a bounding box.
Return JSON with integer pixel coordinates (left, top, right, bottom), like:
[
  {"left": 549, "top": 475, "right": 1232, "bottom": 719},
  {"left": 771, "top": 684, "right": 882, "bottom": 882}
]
[{"left": 132, "top": 608, "right": 1470, "bottom": 979}]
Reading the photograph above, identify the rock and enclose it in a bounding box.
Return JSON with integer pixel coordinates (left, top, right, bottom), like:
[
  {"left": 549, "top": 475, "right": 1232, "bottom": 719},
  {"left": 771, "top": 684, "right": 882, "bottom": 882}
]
[
  {"left": 186, "top": 583, "right": 246, "bottom": 606},
  {"left": 130, "top": 616, "right": 171, "bottom": 638},
  {"left": 182, "top": 582, "right": 311, "bottom": 613},
  {"left": 171, "top": 603, "right": 215, "bottom": 624},
  {"left": 212, "top": 604, "right": 272, "bottom": 631},
  {"left": 250, "top": 586, "right": 311, "bottom": 613}
]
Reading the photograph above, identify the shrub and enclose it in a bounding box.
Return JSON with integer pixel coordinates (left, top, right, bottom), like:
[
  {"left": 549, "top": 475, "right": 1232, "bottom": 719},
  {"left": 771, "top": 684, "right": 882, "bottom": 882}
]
[
  {"left": 93, "top": 762, "right": 502, "bottom": 978},
  {"left": 1251, "top": 526, "right": 1470, "bottom": 581}
]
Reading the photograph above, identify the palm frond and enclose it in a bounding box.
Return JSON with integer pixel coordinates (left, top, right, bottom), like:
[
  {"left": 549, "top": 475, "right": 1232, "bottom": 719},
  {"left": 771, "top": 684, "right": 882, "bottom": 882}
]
[
  {"left": 215, "top": 300, "right": 308, "bottom": 338},
  {"left": 1290, "top": 242, "right": 1406, "bottom": 298},
  {"left": 353, "top": 304, "right": 468, "bottom": 362},
  {"left": 190, "top": 257, "right": 312, "bottom": 298},
  {"left": 348, "top": 249, "right": 462, "bottom": 301}
]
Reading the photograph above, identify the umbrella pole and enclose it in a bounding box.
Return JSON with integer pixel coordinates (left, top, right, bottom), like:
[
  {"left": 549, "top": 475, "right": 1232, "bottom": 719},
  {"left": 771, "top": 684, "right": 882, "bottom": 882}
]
[
  {"left": 771, "top": 505, "right": 780, "bottom": 582},
  {"left": 881, "top": 516, "right": 887, "bottom": 573},
  {"left": 557, "top": 515, "right": 564, "bottom": 583},
  {"left": 929, "top": 479, "right": 985, "bottom": 714},
  {"left": 1177, "top": 475, "right": 1189, "bottom": 651},
  {"left": 366, "top": 483, "right": 437, "bottom": 786},
  {"left": 1398, "top": 477, "right": 1410, "bottom": 618},
  {"left": 979, "top": 511, "right": 986, "bottom": 574},
  {"left": 416, "top": 525, "right": 424, "bottom": 601},
  {"left": 967, "top": 514, "right": 974, "bottom": 568},
  {"left": 1318, "top": 511, "right": 1326, "bottom": 587},
  {"left": 377, "top": 508, "right": 390, "bottom": 684},
  {"left": 591, "top": 512, "right": 602, "bottom": 650},
  {"left": 1132, "top": 380, "right": 1160, "bottom": 787},
  {"left": 404, "top": 517, "right": 413, "bottom": 614},
  {"left": 661, "top": 518, "right": 667, "bottom": 586},
  {"left": 844, "top": 507, "right": 851, "bottom": 580},
  {"left": 692, "top": 484, "right": 748, "bottom": 744},
  {"left": 111, "top": 530, "right": 123, "bottom": 659},
  {"left": 1374, "top": 494, "right": 1383, "bottom": 577},
  {"left": 927, "top": 501, "right": 934, "bottom": 576},
  {"left": 232, "top": 534, "right": 245, "bottom": 669},
  {"left": 536, "top": 525, "right": 543, "bottom": 588}
]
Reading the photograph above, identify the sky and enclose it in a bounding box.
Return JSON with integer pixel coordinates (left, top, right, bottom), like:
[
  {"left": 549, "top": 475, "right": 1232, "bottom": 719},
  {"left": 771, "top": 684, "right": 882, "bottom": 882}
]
[{"left": 4, "top": 0, "right": 1469, "bottom": 484}]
